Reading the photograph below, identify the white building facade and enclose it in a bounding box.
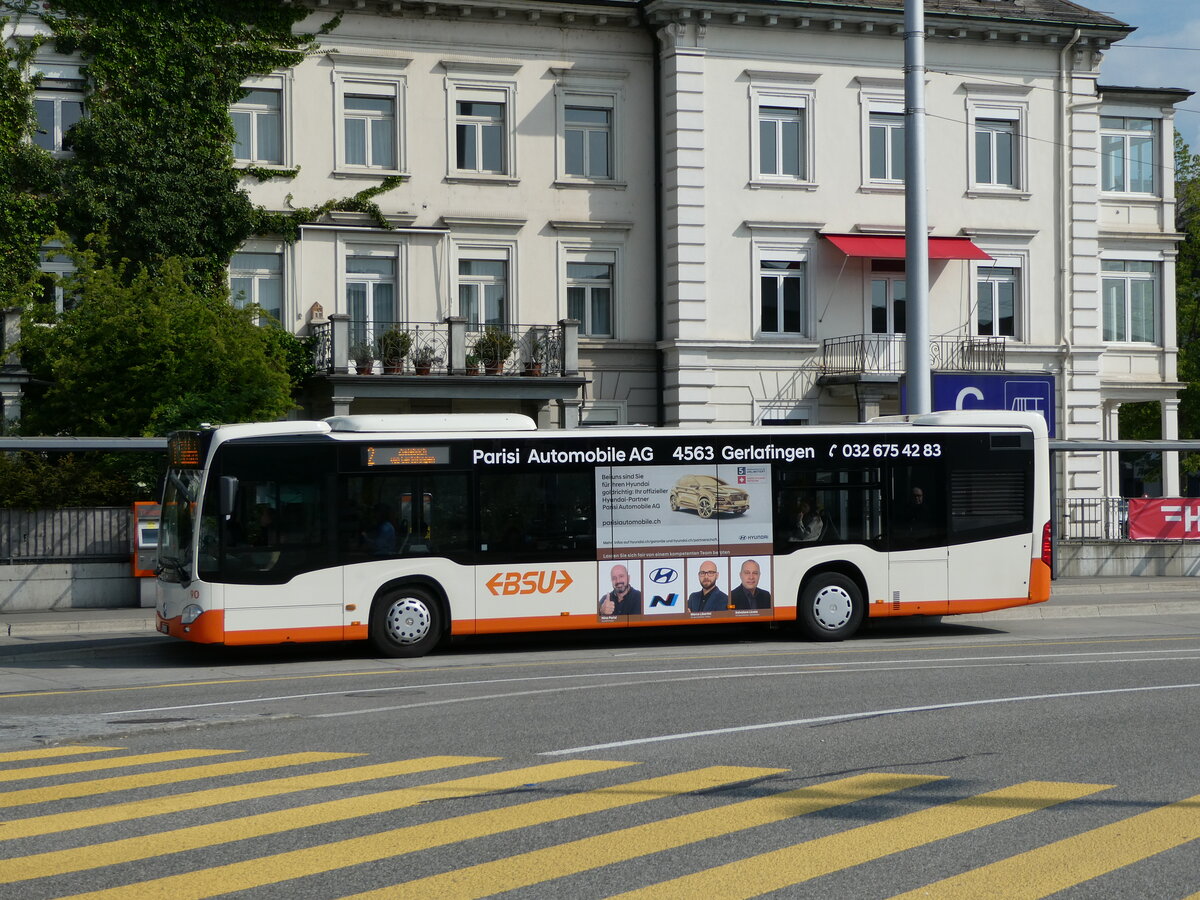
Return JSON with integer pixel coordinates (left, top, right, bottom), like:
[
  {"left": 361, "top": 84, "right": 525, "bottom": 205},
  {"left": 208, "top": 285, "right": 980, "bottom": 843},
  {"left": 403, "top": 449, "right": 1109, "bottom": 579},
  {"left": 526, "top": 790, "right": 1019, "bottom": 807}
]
[{"left": 9, "top": 0, "right": 1190, "bottom": 503}]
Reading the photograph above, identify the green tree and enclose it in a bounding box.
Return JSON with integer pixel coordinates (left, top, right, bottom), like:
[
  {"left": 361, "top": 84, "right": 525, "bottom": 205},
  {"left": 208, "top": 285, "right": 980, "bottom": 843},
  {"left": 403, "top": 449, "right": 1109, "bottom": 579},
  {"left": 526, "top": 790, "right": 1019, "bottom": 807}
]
[
  {"left": 17, "top": 248, "right": 295, "bottom": 436},
  {"left": 0, "top": 6, "right": 57, "bottom": 308},
  {"left": 46, "top": 0, "right": 333, "bottom": 284}
]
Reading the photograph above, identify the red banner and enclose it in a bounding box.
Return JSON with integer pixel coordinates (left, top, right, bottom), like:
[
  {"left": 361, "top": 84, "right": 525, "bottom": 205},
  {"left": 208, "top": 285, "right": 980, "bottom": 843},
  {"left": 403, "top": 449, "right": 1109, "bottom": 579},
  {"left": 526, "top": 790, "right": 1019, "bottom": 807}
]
[{"left": 1127, "top": 498, "right": 1200, "bottom": 540}]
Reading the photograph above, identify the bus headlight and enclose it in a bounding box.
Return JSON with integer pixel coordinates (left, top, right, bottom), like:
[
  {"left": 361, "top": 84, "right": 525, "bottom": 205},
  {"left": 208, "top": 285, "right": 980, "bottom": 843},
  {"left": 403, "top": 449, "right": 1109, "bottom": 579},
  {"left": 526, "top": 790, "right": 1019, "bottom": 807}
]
[{"left": 180, "top": 604, "right": 203, "bottom": 625}]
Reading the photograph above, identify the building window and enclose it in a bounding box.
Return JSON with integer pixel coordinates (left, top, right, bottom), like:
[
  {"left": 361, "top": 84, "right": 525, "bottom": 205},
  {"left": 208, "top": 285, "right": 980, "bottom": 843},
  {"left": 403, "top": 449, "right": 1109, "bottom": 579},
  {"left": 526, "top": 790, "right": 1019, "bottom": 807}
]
[
  {"left": 344, "top": 94, "right": 396, "bottom": 169},
  {"left": 39, "top": 248, "right": 76, "bottom": 313},
  {"left": 230, "top": 252, "right": 283, "bottom": 323},
  {"left": 760, "top": 260, "right": 807, "bottom": 334},
  {"left": 976, "top": 265, "right": 1017, "bottom": 337},
  {"left": 565, "top": 106, "right": 611, "bottom": 179},
  {"left": 870, "top": 261, "right": 906, "bottom": 334},
  {"left": 975, "top": 118, "right": 1015, "bottom": 187},
  {"left": 1101, "top": 116, "right": 1156, "bottom": 194},
  {"left": 869, "top": 112, "right": 905, "bottom": 182},
  {"left": 1102, "top": 260, "right": 1157, "bottom": 343},
  {"left": 33, "top": 92, "right": 84, "bottom": 154},
  {"left": 459, "top": 259, "right": 508, "bottom": 328},
  {"left": 456, "top": 98, "right": 506, "bottom": 174},
  {"left": 346, "top": 254, "right": 397, "bottom": 349},
  {"left": 567, "top": 260, "right": 613, "bottom": 337},
  {"left": 759, "top": 105, "right": 807, "bottom": 179},
  {"left": 232, "top": 88, "right": 282, "bottom": 165}
]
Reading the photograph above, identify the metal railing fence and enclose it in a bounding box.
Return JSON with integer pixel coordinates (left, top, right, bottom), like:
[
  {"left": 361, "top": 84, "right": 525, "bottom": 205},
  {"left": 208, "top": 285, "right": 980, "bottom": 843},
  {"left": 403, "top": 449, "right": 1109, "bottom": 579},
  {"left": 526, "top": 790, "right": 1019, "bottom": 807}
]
[
  {"left": 821, "top": 334, "right": 1006, "bottom": 376},
  {"left": 0, "top": 508, "right": 130, "bottom": 564},
  {"left": 1058, "top": 497, "right": 1129, "bottom": 542}
]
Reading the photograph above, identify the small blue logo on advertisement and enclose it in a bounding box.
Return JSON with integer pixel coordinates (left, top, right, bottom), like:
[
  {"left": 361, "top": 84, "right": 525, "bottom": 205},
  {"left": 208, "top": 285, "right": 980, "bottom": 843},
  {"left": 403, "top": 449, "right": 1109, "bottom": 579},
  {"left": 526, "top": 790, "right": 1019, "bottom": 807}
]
[{"left": 649, "top": 567, "right": 679, "bottom": 584}]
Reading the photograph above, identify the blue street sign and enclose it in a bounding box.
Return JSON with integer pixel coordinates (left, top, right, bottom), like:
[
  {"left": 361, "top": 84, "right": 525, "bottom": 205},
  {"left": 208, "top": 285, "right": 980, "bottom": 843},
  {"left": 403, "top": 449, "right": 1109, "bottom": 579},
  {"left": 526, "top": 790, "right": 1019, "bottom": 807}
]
[{"left": 902, "top": 373, "right": 1056, "bottom": 436}]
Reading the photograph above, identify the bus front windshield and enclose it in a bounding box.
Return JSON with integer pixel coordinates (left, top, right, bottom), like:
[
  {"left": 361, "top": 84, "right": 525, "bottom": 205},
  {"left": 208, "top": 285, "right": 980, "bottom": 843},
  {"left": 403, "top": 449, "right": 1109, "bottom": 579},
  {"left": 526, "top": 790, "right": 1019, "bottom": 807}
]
[{"left": 159, "top": 467, "right": 202, "bottom": 582}]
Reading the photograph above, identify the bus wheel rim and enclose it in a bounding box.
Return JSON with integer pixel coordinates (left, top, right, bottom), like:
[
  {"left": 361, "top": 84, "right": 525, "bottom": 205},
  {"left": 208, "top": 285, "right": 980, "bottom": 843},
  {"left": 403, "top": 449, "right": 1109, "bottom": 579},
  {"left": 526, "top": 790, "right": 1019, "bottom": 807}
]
[
  {"left": 384, "top": 597, "right": 432, "bottom": 644},
  {"left": 812, "top": 585, "right": 853, "bottom": 630}
]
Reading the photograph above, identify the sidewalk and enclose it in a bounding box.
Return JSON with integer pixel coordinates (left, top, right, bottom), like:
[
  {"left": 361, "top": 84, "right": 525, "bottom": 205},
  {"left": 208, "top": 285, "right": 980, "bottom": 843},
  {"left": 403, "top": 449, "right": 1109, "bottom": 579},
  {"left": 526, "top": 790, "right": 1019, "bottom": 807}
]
[{"left": 1, "top": 576, "right": 1197, "bottom": 639}]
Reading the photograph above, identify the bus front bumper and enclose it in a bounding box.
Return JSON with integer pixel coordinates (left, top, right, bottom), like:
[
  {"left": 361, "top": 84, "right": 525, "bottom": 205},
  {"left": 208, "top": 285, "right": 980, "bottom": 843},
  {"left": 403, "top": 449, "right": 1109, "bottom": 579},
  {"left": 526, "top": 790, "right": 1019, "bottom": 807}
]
[{"left": 156, "top": 609, "right": 225, "bottom": 643}]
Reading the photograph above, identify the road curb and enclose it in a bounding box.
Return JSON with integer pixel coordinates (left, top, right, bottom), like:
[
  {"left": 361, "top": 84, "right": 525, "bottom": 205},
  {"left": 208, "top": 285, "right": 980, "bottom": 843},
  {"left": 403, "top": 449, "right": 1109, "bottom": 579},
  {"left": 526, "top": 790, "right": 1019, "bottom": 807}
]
[{"left": 957, "top": 600, "right": 1200, "bottom": 622}]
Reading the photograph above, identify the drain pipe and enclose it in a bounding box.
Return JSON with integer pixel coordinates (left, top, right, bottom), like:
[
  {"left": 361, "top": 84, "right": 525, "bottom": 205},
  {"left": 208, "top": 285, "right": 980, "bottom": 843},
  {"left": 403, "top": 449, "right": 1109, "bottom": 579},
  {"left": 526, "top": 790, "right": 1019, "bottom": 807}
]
[{"left": 643, "top": 7, "right": 667, "bottom": 427}]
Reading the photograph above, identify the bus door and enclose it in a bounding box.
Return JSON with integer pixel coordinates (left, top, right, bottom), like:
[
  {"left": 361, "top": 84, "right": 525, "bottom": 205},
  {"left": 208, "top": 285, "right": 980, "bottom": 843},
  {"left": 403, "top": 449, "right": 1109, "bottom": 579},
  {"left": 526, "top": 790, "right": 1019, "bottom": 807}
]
[
  {"left": 338, "top": 472, "right": 475, "bottom": 630},
  {"left": 886, "top": 464, "right": 949, "bottom": 614},
  {"left": 214, "top": 445, "right": 344, "bottom": 637}
]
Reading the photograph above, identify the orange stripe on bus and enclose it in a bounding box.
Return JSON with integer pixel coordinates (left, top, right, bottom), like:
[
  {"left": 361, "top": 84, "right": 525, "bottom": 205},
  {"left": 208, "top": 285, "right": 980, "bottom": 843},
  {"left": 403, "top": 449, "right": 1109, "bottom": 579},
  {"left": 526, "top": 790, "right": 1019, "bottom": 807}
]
[
  {"left": 224, "top": 626, "right": 349, "bottom": 646},
  {"left": 1029, "top": 558, "right": 1052, "bottom": 603},
  {"left": 467, "top": 612, "right": 786, "bottom": 635}
]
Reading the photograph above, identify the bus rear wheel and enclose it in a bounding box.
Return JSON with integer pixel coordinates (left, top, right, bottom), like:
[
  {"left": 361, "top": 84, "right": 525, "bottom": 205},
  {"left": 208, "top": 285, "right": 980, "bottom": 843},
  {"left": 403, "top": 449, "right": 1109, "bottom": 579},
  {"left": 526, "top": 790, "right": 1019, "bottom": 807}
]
[
  {"left": 369, "top": 587, "right": 443, "bottom": 658},
  {"left": 799, "top": 573, "right": 863, "bottom": 641}
]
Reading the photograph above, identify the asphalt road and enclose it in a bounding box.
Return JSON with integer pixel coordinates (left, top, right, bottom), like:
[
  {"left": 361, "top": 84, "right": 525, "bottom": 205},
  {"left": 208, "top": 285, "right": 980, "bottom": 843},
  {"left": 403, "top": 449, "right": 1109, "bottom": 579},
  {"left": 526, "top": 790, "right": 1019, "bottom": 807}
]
[{"left": 1, "top": 609, "right": 1199, "bottom": 899}]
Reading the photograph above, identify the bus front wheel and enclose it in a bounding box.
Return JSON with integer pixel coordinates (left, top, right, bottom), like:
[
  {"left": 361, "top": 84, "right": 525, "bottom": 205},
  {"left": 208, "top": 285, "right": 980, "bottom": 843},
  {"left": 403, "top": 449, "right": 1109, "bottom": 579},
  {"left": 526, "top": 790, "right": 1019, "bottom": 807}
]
[
  {"left": 370, "top": 587, "right": 443, "bottom": 658},
  {"left": 798, "top": 573, "right": 863, "bottom": 641}
]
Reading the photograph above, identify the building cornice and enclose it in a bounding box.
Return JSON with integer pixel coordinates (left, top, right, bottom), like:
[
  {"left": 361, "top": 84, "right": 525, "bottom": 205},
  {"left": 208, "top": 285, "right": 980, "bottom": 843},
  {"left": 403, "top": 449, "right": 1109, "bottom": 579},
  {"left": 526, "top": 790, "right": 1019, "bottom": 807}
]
[{"left": 300, "top": 0, "right": 1130, "bottom": 45}]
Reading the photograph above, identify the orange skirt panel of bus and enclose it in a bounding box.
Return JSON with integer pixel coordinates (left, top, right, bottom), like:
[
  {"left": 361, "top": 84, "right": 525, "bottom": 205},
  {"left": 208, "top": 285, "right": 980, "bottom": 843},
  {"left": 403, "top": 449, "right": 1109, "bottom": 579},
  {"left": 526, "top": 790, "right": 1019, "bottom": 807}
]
[
  {"left": 157, "top": 610, "right": 369, "bottom": 645},
  {"left": 869, "top": 559, "right": 1051, "bottom": 619},
  {"left": 467, "top": 610, "right": 794, "bottom": 635}
]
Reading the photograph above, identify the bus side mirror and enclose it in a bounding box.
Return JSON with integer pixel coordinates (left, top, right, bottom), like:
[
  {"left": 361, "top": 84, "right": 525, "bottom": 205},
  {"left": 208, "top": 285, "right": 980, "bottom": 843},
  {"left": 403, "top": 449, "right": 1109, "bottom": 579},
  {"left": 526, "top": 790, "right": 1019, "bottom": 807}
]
[{"left": 220, "top": 476, "right": 239, "bottom": 519}]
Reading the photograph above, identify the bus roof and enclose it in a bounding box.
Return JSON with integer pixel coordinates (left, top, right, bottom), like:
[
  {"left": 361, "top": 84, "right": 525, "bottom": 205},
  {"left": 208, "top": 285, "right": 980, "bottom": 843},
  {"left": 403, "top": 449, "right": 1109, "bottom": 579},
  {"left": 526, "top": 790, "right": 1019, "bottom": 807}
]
[
  {"left": 325, "top": 414, "right": 537, "bottom": 433},
  {"left": 199, "top": 409, "right": 1044, "bottom": 445}
]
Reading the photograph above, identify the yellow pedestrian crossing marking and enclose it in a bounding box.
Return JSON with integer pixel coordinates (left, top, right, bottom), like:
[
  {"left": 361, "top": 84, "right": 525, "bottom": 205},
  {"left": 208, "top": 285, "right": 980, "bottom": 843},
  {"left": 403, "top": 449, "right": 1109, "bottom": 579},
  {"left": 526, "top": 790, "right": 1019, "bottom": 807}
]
[
  {"left": 888, "top": 790, "right": 1200, "bottom": 899},
  {"left": 345, "top": 772, "right": 941, "bottom": 900},
  {"left": 2, "top": 746, "right": 1195, "bottom": 900},
  {"left": 609, "top": 780, "right": 1110, "bottom": 899},
  {"left": 5, "top": 758, "right": 627, "bottom": 886},
  {"left": 0, "top": 745, "right": 123, "bottom": 764},
  {"left": 0, "top": 754, "right": 487, "bottom": 841},
  {"left": 0, "top": 750, "right": 362, "bottom": 808},
  {"left": 53, "top": 765, "right": 776, "bottom": 900},
  {"left": 0, "top": 748, "right": 240, "bottom": 783}
]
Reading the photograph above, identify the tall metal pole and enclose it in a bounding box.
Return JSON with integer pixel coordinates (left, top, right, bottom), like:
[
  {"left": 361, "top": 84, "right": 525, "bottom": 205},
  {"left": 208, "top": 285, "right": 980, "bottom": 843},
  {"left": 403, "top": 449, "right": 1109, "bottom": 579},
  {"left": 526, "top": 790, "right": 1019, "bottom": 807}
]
[{"left": 904, "top": 0, "right": 930, "bottom": 414}]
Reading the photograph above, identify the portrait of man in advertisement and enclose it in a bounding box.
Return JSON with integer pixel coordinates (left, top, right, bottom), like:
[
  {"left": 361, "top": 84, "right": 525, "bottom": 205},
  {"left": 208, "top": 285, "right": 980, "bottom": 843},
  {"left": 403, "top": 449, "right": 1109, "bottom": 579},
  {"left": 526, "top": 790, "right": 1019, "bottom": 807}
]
[
  {"left": 598, "top": 562, "right": 642, "bottom": 616},
  {"left": 687, "top": 559, "right": 728, "bottom": 612},
  {"left": 729, "top": 557, "right": 772, "bottom": 610}
]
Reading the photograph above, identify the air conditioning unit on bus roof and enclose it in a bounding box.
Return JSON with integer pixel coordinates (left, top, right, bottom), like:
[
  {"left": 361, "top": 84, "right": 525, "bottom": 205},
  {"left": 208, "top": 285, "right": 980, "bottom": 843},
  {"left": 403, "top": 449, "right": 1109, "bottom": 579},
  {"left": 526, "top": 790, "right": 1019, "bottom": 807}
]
[{"left": 324, "top": 414, "right": 537, "bottom": 433}]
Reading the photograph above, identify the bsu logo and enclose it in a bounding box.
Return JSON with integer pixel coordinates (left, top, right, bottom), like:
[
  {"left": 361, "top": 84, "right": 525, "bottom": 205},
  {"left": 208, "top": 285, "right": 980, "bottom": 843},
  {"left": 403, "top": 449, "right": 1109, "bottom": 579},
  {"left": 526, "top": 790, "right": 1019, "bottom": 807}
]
[{"left": 485, "top": 570, "right": 574, "bottom": 596}]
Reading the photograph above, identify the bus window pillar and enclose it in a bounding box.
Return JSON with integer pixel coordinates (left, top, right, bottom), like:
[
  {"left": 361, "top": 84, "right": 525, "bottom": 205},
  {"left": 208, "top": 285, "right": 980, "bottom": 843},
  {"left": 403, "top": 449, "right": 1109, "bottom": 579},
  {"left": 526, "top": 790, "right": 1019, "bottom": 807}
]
[{"left": 1162, "top": 396, "right": 1181, "bottom": 497}]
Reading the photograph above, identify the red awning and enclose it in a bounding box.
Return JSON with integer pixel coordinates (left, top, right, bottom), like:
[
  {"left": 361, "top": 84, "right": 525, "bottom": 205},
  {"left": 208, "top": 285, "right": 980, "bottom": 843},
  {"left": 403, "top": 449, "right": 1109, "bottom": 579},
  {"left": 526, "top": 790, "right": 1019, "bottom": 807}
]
[{"left": 822, "top": 233, "right": 992, "bottom": 261}]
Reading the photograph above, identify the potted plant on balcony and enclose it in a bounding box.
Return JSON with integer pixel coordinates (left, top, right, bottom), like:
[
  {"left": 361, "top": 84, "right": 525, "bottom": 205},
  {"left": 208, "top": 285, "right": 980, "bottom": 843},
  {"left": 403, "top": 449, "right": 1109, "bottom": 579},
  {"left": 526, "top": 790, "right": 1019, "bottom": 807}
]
[
  {"left": 376, "top": 327, "right": 412, "bottom": 375},
  {"left": 523, "top": 329, "right": 553, "bottom": 377},
  {"left": 411, "top": 343, "right": 439, "bottom": 375},
  {"left": 472, "top": 326, "right": 516, "bottom": 375},
  {"left": 350, "top": 340, "right": 375, "bottom": 375},
  {"left": 464, "top": 352, "right": 481, "bottom": 375}
]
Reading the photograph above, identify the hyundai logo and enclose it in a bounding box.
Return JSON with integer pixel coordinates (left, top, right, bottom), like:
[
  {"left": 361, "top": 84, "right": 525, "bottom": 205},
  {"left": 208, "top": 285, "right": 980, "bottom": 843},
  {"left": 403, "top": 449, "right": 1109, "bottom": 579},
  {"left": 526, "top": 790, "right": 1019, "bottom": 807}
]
[{"left": 649, "top": 567, "right": 679, "bottom": 584}]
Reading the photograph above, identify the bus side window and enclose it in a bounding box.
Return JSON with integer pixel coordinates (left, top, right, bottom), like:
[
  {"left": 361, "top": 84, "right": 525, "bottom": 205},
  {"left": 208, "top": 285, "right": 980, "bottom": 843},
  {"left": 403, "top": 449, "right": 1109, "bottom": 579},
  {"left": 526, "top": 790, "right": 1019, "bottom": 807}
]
[
  {"left": 478, "top": 470, "right": 594, "bottom": 561},
  {"left": 889, "top": 463, "right": 947, "bottom": 550}
]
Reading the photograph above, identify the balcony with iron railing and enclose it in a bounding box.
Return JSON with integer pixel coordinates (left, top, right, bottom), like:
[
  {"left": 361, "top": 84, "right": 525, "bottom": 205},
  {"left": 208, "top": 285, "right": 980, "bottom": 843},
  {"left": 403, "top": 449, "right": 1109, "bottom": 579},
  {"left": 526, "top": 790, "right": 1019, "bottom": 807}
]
[
  {"left": 821, "top": 334, "right": 1006, "bottom": 378},
  {"left": 311, "top": 316, "right": 579, "bottom": 378}
]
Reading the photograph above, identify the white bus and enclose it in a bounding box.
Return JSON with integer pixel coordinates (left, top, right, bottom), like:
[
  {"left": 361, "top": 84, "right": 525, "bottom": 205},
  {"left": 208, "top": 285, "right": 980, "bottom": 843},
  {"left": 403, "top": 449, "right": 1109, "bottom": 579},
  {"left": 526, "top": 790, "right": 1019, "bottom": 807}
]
[{"left": 156, "top": 410, "right": 1051, "bottom": 657}]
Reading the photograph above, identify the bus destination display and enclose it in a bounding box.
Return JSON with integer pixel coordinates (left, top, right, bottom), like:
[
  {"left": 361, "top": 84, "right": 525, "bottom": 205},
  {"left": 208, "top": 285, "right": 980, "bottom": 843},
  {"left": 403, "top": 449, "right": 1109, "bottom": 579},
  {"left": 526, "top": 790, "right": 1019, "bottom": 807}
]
[{"left": 364, "top": 445, "right": 450, "bottom": 466}]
